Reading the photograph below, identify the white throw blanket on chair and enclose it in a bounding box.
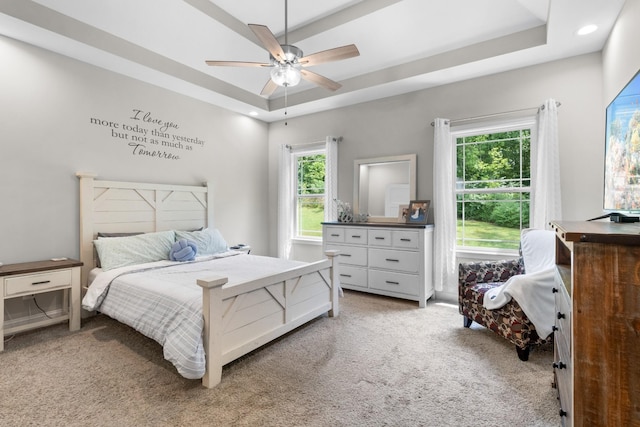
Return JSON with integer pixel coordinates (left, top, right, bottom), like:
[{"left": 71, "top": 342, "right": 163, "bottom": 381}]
[{"left": 483, "top": 268, "right": 556, "bottom": 339}]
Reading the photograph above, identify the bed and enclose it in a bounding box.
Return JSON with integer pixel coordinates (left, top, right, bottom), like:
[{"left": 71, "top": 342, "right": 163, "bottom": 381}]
[{"left": 76, "top": 173, "right": 340, "bottom": 388}]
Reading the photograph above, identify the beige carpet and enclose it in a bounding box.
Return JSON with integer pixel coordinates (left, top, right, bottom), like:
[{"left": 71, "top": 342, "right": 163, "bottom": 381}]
[{"left": 0, "top": 291, "right": 558, "bottom": 427}]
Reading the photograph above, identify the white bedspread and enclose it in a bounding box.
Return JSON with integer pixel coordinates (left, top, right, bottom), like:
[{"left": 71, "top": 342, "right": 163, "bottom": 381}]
[
  {"left": 82, "top": 253, "right": 304, "bottom": 379},
  {"left": 483, "top": 268, "right": 556, "bottom": 339}
]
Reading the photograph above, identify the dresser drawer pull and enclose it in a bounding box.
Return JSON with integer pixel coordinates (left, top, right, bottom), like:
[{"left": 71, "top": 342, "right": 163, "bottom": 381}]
[
  {"left": 331, "top": 234, "right": 340, "bottom": 237},
  {"left": 557, "top": 312, "right": 566, "bottom": 320},
  {"left": 385, "top": 258, "right": 400, "bottom": 262},
  {"left": 31, "top": 280, "right": 51, "bottom": 286},
  {"left": 375, "top": 237, "right": 385, "bottom": 240},
  {"left": 340, "top": 274, "right": 352, "bottom": 278},
  {"left": 553, "top": 361, "right": 567, "bottom": 369},
  {"left": 552, "top": 325, "right": 558, "bottom": 332},
  {"left": 552, "top": 287, "right": 558, "bottom": 293},
  {"left": 559, "top": 409, "right": 567, "bottom": 418},
  {"left": 350, "top": 235, "right": 362, "bottom": 238},
  {"left": 341, "top": 254, "right": 352, "bottom": 257},
  {"left": 385, "top": 280, "right": 400, "bottom": 285},
  {"left": 400, "top": 238, "right": 411, "bottom": 242}
]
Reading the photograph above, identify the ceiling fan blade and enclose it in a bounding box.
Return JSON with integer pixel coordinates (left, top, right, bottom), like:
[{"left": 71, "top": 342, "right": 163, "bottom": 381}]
[
  {"left": 205, "top": 60, "right": 270, "bottom": 67},
  {"left": 300, "top": 69, "right": 342, "bottom": 91},
  {"left": 299, "top": 44, "right": 360, "bottom": 67},
  {"left": 260, "top": 79, "right": 279, "bottom": 96},
  {"left": 248, "top": 24, "right": 286, "bottom": 62}
]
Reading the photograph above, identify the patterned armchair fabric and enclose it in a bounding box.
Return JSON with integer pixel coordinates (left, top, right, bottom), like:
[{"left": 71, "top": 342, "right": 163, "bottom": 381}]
[{"left": 458, "top": 257, "right": 551, "bottom": 361}]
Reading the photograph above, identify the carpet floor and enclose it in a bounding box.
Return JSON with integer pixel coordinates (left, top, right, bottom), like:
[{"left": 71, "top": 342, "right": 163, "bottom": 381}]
[{"left": 0, "top": 290, "right": 558, "bottom": 427}]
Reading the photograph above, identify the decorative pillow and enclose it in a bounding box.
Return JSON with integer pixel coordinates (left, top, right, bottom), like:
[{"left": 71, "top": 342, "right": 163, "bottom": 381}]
[
  {"left": 175, "top": 228, "right": 227, "bottom": 256},
  {"left": 170, "top": 239, "right": 197, "bottom": 262},
  {"left": 93, "top": 230, "right": 175, "bottom": 271}
]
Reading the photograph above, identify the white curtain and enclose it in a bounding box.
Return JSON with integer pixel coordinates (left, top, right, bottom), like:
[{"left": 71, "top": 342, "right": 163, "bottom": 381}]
[
  {"left": 325, "top": 136, "right": 339, "bottom": 222},
  {"left": 433, "top": 118, "right": 457, "bottom": 292},
  {"left": 531, "top": 99, "right": 562, "bottom": 229},
  {"left": 277, "top": 144, "right": 293, "bottom": 259}
]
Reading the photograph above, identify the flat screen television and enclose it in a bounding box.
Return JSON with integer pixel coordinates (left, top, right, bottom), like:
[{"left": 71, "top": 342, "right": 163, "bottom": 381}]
[{"left": 604, "top": 69, "right": 640, "bottom": 216}]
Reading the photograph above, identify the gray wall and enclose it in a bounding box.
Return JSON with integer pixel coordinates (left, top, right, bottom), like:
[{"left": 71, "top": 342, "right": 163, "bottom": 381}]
[
  {"left": 268, "top": 52, "right": 604, "bottom": 291},
  {"left": 0, "top": 36, "right": 270, "bottom": 266}
]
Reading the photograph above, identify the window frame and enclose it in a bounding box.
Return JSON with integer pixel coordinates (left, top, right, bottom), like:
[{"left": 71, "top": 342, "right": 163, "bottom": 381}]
[
  {"left": 452, "top": 117, "right": 535, "bottom": 255},
  {"left": 292, "top": 147, "right": 326, "bottom": 242}
]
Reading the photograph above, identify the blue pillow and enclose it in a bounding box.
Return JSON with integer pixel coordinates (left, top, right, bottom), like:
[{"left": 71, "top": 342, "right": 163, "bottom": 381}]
[{"left": 170, "top": 239, "right": 198, "bottom": 262}]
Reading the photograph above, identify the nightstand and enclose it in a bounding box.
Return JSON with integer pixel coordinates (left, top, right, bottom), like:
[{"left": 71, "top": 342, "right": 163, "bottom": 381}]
[{"left": 1, "top": 259, "right": 82, "bottom": 351}]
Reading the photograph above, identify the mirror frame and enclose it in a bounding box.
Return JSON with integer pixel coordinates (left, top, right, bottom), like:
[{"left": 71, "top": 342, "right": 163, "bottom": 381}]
[{"left": 353, "top": 154, "right": 417, "bottom": 222}]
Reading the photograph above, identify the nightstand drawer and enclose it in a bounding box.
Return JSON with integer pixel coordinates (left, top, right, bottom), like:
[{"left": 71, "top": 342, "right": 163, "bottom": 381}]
[{"left": 4, "top": 269, "right": 73, "bottom": 297}]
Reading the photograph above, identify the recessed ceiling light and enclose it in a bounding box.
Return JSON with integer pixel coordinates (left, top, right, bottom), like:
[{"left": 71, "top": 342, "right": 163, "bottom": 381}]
[
  {"left": 249, "top": 111, "right": 259, "bottom": 116},
  {"left": 577, "top": 24, "right": 598, "bottom": 36}
]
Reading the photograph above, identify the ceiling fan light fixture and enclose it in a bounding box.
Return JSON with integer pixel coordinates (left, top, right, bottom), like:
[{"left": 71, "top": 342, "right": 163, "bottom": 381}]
[{"left": 271, "top": 63, "right": 301, "bottom": 87}]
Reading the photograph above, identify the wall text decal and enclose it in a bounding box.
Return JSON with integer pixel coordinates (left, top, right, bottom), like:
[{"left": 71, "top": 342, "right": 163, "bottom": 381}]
[{"left": 89, "top": 109, "right": 206, "bottom": 161}]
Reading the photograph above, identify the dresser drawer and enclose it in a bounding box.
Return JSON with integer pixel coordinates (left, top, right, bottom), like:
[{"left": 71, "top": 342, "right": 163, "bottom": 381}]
[
  {"left": 344, "top": 228, "right": 368, "bottom": 245},
  {"left": 369, "top": 270, "right": 418, "bottom": 296},
  {"left": 392, "top": 231, "right": 419, "bottom": 249},
  {"left": 4, "top": 269, "right": 73, "bottom": 297},
  {"left": 554, "top": 285, "right": 571, "bottom": 353},
  {"left": 369, "top": 248, "right": 419, "bottom": 273},
  {"left": 338, "top": 265, "right": 367, "bottom": 289},
  {"left": 325, "top": 227, "right": 345, "bottom": 243},
  {"left": 368, "top": 229, "right": 392, "bottom": 247},
  {"left": 326, "top": 244, "right": 367, "bottom": 266}
]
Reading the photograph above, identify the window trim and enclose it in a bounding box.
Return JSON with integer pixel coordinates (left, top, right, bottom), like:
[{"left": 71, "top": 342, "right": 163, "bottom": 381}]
[
  {"left": 452, "top": 117, "right": 535, "bottom": 253},
  {"left": 292, "top": 146, "right": 326, "bottom": 241}
]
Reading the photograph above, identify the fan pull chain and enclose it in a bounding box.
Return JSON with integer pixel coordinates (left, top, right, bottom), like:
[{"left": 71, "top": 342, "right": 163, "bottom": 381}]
[{"left": 284, "top": 86, "right": 288, "bottom": 126}]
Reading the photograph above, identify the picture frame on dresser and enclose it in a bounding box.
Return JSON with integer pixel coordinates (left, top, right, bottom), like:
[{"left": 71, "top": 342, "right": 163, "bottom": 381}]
[
  {"left": 406, "top": 200, "right": 430, "bottom": 224},
  {"left": 397, "top": 204, "right": 409, "bottom": 223}
]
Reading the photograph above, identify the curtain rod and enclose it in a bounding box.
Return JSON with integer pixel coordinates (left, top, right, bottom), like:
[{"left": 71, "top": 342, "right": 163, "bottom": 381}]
[
  {"left": 430, "top": 101, "right": 561, "bottom": 127},
  {"left": 285, "top": 136, "right": 342, "bottom": 150}
]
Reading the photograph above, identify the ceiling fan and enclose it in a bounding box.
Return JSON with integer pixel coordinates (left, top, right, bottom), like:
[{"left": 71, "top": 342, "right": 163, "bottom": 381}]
[{"left": 205, "top": 0, "right": 360, "bottom": 97}]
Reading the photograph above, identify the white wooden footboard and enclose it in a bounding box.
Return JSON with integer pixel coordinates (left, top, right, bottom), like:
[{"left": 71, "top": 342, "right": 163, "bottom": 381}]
[{"left": 197, "top": 250, "right": 340, "bottom": 388}]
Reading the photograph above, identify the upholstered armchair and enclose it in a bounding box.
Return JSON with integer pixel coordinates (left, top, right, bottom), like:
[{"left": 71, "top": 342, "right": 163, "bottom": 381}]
[{"left": 458, "top": 229, "right": 556, "bottom": 361}]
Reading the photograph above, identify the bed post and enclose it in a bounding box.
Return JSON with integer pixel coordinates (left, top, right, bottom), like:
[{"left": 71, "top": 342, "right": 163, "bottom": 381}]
[
  {"left": 197, "top": 275, "right": 228, "bottom": 388},
  {"left": 76, "top": 172, "right": 97, "bottom": 288},
  {"left": 324, "top": 250, "right": 340, "bottom": 317}
]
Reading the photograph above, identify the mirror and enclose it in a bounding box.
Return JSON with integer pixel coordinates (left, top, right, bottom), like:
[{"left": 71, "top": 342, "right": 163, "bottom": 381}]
[{"left": 353, "top": 154, "right": 416, "bottom": 222}]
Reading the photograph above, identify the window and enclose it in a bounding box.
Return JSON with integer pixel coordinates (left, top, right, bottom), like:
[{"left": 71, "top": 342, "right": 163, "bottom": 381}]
[
  {"left": 294, "top": 150, "right": 326, "bottom": 239},
  {"left": 455, "top": 121, "right": 532, "bottom": 251}
]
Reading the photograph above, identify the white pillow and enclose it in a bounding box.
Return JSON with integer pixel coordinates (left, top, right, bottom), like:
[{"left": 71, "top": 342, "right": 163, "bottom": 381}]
[
  {"left": 94, "top": 230, "right": 175, "bottom": 271},
  {"left": 520, "top": 228, "right": 556, "bottom": 274},
  {"left": 175, "top": 228, "right": 228, "bottom": 256}
]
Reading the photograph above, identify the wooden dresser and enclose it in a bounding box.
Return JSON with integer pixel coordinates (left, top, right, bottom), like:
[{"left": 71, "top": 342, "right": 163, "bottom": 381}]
[
  {"left": 550, "top": 221, "right": 640, "bottom": 426},
  {"left": 322, "top": 222, "right": 433, "bottom": 307}
]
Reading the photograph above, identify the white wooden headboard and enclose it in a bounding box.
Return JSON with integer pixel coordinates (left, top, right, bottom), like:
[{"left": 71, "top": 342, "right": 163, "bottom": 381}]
[{"left": 76, "top": 172, "right": 213, "bottom": 286}]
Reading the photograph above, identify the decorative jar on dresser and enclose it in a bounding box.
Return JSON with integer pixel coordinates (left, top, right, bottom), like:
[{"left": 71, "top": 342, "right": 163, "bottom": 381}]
[{"left": 322, "top": 222, "right": 434, "bottom": 307}]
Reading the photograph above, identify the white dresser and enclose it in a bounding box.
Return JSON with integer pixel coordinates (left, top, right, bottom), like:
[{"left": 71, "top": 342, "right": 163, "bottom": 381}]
[{"left": 322, "top": 222, "right": 434, "bottom": 307}]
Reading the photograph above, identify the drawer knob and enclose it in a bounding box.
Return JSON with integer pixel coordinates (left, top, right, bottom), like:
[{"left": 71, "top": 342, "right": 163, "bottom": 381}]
[
  {"left": 32, "top": 280, "right": 51, "bottom": 286},
  {"left": 553, "top": 361, "right": 567, "bottom": 369},
  {"left": 559, "top": 409, "right": 567, "bottom": 417},
  {"left": 552, "top": 287, "right": 558, "bottom": 293},
  {"left": 557, "top": 312, "right": 565, "bottom": 320},
  {"left": 552, "top": 326, "right": 558, "bottom": 332}
]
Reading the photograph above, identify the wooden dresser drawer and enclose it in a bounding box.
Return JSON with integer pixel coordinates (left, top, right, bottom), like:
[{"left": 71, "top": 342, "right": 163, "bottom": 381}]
[
  {"left": 369, "top": 248, "right": 419, "bottom": 273},
  {"left": 369, "top": 270, "right": 418, "bottom": 296},
  {"left": 326, "top": 244, "right": 367, "bottom": 266},
  {"left": 392, "top": 231, "right": 419, "bottom": 249},
  {"left": 4, "top": 269, "right": 73, "bottom": 297},
  {"left": 338, "top": 265, "right": 367, "bottom": 289},
  {"left": 368, "top": 229, "right": 392, "bottom": 247},
  {"left": 344, "top": 228, "right": 368, "bottom": 245},
  {"left": 324, "top": 227, "right": 345, "bottom": 243}
]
